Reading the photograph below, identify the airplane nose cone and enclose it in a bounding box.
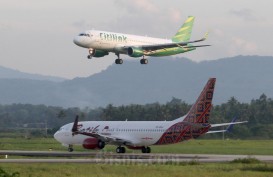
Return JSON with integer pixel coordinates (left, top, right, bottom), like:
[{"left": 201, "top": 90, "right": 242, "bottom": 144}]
[
  {"left": 54, "top": 131, "right": 61, "bottom": 142},
  {"left": 73, "top": 37, "right": 80, "bottom": 46},
  {"left": 73, "top": 36, "right": 85, "bottom": 47},
  {"left": 73, "top": 36, "right": 90, "bottom": 48}
]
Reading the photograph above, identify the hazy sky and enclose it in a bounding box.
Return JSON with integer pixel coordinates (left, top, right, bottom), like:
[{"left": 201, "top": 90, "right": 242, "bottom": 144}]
[{"left": 0, "top": 0, "right": 272, "bottom": 79}]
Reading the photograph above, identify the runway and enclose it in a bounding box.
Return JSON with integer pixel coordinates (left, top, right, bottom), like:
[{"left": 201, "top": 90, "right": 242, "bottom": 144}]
[{"left": 1, "top": 150, "right": 273, "bottom": 163}]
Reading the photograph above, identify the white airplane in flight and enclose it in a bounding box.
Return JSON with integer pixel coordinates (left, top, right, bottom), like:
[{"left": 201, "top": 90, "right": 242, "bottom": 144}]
[
  {"left": 73, "top": 16, "right": 210, "bottom": 64},
  {"left": 54, "top": 78, "right": 247, "bottom": 153}
]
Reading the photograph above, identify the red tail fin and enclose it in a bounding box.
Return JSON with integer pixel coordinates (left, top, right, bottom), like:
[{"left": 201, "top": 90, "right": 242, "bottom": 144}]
[{"left": 183, "top": 78, "right": 216, "bottom": 123}]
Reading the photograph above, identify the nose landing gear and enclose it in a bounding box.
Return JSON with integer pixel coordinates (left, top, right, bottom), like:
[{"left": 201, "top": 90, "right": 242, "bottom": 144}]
[
  {"left": 68, "top": 145, "right": 74, "bottom": 152},
  {"left": 87, "top": 49, "right": 95, "bottom": 59}
]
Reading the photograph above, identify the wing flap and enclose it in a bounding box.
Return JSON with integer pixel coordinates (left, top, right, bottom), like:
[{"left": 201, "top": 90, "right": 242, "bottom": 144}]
[{"left": 74, "top": 130, "right": 134, "bottom": 145}]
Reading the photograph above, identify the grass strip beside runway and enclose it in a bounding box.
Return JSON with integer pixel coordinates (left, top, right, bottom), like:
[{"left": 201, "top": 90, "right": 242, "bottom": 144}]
[
  {"left": 1, "top": 162, "right": 273, "bottom": 177},
  {"left": 1, "top": 138, "right": 273, "bottom": 155}
]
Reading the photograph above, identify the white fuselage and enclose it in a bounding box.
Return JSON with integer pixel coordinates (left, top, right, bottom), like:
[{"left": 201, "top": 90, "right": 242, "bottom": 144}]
[
  {"left": 53, "top": 78, "right": 222, "bottom": 152},
  {"left": 54, "top": 117, "right": 184, "bottom": 147},
  {"left": 73, "top": 30, "right": 171, "bottom": 54}
]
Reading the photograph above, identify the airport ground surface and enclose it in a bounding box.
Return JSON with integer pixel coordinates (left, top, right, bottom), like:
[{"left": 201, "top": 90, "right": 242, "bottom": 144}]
[
  {"left": 0, "top": 159, "right": 273, "bottom": 177},
  {"left": 1, "top": 138, "right": 273, "bottom": 176},
  {"left": 1, "top": 138, "right": 273, "bottom": 155},
  {"left": 1, "top": 150, "right": 273, "bottom": 164}
]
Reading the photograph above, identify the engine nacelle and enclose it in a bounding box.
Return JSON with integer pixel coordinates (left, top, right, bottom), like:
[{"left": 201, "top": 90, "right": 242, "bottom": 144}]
[
  {"left": 89, "top": 49, "right": 109, "bottom": 58},
  {"left": 82, "top": 138, "right": 105, "bottom": 150},
  {"left": 127, "top": 47, "right": 144, "bottom": 57}
]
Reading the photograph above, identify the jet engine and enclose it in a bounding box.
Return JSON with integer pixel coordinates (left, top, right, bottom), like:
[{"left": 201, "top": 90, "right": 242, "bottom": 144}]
[
  {"left": 82, "top": 138, "right": 105, "bottom": 149},
  {"left": 89, "top": 49, "right": 109, "bottom": 58},
  {"left": 127, "top": 47, "right": 144, "bottom": 57}
]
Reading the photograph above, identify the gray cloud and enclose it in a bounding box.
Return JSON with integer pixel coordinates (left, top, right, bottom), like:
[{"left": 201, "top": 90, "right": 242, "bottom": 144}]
[
  {"left": 114, "top": 0, "right": 159, "bottom": 14},
  {"left": 0, "top": 0, "right": 273, "bottom": 78},
  {"left": 229, "top": 9, "right": 258, "bottom": 21}
]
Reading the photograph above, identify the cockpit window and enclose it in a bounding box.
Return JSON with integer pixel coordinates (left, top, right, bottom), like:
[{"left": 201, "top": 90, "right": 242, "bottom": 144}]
[{"left": 79, "top": 33, "right": 90, "bottom": 37}]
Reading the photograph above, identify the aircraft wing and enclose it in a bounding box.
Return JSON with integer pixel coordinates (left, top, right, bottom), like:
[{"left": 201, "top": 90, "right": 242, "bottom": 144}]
[
  {"left": 71, "top": 115, "right": 134, "bottom": 145},
  {"left": 130, "top": 32, "right": 210, "bottom": 51},
  {"left": 74, "top": 130, "right": 134, "bottom": 145}
]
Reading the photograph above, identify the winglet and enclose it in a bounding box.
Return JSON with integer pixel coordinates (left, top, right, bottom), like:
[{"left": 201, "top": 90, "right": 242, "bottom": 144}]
[
  {"left": 226, "top": 117, "right": 248, "bottom": 132},
  {"left": 181, "top": 31, "right": 210, "bottom": 46},
  {"left": 202, "top": 31, "right": 209, "bottom": 41},
  {"left": 195, "top": 31, "right": 209, "bottom": 42},
  {"left": 226, "top": 117, "right": 238, "bottom": 132},
  {"left": 72, "top": 115, "right": 79, "bottom": 132}
]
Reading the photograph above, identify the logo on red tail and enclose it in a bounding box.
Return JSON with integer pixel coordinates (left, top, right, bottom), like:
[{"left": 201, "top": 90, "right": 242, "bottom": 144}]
[
  {"left": 155, "top": 78, "right": 216, "bottom": 145},
  {"left": 183, "top": 78, "right": 216, "bottom": 124}
]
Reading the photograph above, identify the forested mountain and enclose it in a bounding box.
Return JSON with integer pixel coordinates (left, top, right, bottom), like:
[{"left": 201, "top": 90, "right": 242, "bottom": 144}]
[
  {"left": 0, "top": 94, "right": 272, "bottom": 139},
  {"left": 0, "top": 55, "right": 273, "bottom": 107},
  {"left": 63, "top": 55, "right": 273, "bottom": 107},
  {"left": 1, "top": 56, "right": 273, "bottom": 139},
  {"left": 0, "top": 66, "right": 66, "bottom": 82}
]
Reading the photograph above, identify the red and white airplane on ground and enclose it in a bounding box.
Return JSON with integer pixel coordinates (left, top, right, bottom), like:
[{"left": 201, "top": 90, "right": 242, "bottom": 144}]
[{"left": 54, "top": 78, "right": 247, "bottom": 153}]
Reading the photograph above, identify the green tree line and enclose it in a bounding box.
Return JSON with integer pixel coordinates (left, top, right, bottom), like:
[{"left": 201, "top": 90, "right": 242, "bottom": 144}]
[{"left": 0, "top": 94, "right": 272, "bottom": 139}]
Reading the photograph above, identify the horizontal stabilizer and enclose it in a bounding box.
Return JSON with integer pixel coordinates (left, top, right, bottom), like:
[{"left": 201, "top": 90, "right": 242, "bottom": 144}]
[
  {"left": 207, "top": 130, "right": 226, "bottom": 134},
  {"left": 211, "top": 121, "right": 248, "bottom": 128},
  {"left": 207, "top": 117, "right": 248, "bottom": 134}
]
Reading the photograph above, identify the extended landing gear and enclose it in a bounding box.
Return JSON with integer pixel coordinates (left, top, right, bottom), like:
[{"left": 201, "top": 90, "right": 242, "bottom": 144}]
[
  {"left": 141, "top": 146, "right": 151, "bottom": 153},
  {"left": 140, "top": 59, "right": 148, "bottom": 64},
  {"left": 68, "top": 145, "right": 74, "bottom": 152},
  {"left": 116, "top": 146, "right": 126, "bottom": 153},
  {"left": 87, "top": 49, "right": 95, "bottom": 59},
  {"left": 115, "top": 53, "right": 123, "bottom": 64},
  {"left": 98, "top": 140, "right": 105, "bottom": 149},
  {"left": 140, "top": 56, "right": 148, "bottom": 64},
  {"left": 115, "top": 59, "right": 123, "bottom": 64}
]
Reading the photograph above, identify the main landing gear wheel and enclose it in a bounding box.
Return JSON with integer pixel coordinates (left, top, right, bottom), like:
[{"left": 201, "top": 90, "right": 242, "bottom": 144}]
[
  {"left": 115, "top": 53, "right": 123, "bottom": 64},
  {"left": 115, "top": 59, "right": 123, "bottom": 64},
  {"left": 140, "top": 59, "right": 148, "bottom": 64},
  {"left": 68, "top": 145, "right": 74, "bottom": 152},
  {"left": 87, "top": 55, "right": 92, "bottom": 59},
  {"left": 116, "top": 146, "right": 126, "bottom": 153},
  {"left": 98, "top": 140, "right": 105, "bottom": 149},
  {"left": 141, "top": 146, "right": 151, "bottom": 153}
]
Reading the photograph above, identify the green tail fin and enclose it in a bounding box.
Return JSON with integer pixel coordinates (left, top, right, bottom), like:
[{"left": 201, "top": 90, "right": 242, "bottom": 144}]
[{"left": 172, "top": 16, "right": 195, "bottom": 42}]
